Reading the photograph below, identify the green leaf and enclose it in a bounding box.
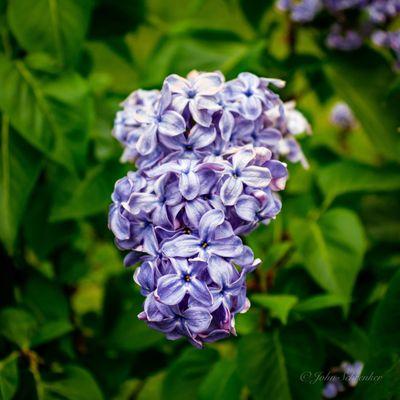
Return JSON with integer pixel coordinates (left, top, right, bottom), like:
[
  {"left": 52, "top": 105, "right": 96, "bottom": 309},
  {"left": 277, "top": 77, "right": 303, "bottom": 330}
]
[
  {"left": 314, "top": 322, "right": 369, "bottom": 361},
  {"left": 90, "top": 0, "right": 146, "bottom": 38},
  {"left": 294, "top": 294, "right": 349, "bottom": 313},
  {"left": 106, "top": 312, "right": 163, "bottom": 353},
  {"left": 355, "top": 270, "right": 400, "bottom": 399},
  {"left": 239, "top": 0, "right": 273, "bottom": 30},
  {"left": 238, "top": 326, "right": 323, "bottom": 400},
  {"left": 290, "top": 208, "right": 366, "bottom": 312},
  {"left": 137, "top": 372, "right": 164, "bottom": 400},
  {"left": 198, "top": 359, "right": 242, "bottom": 400},
  {"left": 325, "top": 49, "right": 400, "bottom": 162},
  {"left": 31, "top": 320, "right": 73, "bottom": 347},
  {"left": 0, "top": 307, "right": 38, "bottom": 350},
  {"left": 0, "top": 56, "right": 93, "bottom": 172},
  {"left": 162, "top": 348, "right": 219, "bottom": 400},
  {"left": 0, "top": 123, "right": 42, "bottom": 253},
  {"left": 317, "top": 160, "right": 400, "bottom": 206},
  {"left": 43, "top": 365, "right": 103, "bottom": 400},
  {"left": 251, "top": 294, "right": 298, "bottom": 324},
  {"left": 7, "top": 0, "right": 92, "bottom": 66},
  {"left": 50, "top": 162, "right": 128, "bottom": 221},
  {"left": 0, "top": 353, "right": 19, "bottom": 400},
  {"left": 370, "top": 269, "right": 400, "bottom": 354}
]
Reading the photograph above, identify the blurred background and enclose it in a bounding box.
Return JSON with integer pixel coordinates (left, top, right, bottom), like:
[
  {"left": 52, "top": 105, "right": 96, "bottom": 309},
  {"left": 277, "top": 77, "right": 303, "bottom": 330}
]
[{"left": 0, "top": 0, "right": 399, "bottom": 399}]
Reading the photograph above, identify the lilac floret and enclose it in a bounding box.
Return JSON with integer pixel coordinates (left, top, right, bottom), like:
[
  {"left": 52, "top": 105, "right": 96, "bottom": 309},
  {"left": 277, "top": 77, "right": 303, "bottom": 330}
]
[{"left": 109, "top": 70, "right": 310, "bottom": 347}]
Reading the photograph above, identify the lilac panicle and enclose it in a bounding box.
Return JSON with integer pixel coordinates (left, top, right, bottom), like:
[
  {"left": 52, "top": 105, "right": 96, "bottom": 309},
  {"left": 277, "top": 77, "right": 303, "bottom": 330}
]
[
  {"left": 276, "top": 0, "right": 400, "bottom": 68},
  {"left": 330, "top": 102, "right": 357, "bottom": 130},
  {"left": 109, "top": 71, "right": 310, "bottom": 347}
]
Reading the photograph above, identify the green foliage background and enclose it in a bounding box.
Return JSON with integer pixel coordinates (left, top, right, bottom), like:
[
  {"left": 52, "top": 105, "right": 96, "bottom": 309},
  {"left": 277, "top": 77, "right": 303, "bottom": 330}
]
[{"left": 0, "top": 0, "right": 400, "bottom": 399}]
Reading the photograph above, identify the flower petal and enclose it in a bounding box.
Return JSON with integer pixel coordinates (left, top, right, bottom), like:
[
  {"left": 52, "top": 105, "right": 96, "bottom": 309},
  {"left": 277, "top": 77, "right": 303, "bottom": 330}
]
[
  {"left": 158, "top": 111, "right": 186, "bottom": 136},
  {"left": 156, "top": 274, "right": 186, "bottom": 305},
  {"left": 136, "top": 124, "right": 158, "bottom": 155},
  {"left": 188, "top": 124, "right": 216, "bottom": 149},
  {"left": 183, "top": 307, "right": 212, "bottom": 333},
  {"left": 198, "top": 209, "right": 225, "bottom": 241},
  {"left": 220, "top": 176, "right": 243, "bottom": 206},
  {"left": 179, "top": 170, "right": 200, "bottom": 200},
  {"left": 189, "top": 100, "right": 212, "bottom": 127},
  {"left": 242, "top": 96, "right": 262, "bottom": 120},
  {"left": 208, "top": 255, "right": 236, "bottom": 287},
  {"left": 193, "top": 72, "right": 224, "bottom": 96},
  {"left": 235, "top": 195, "right": 260, "bottom": 221},
  {"left": 189, "top": 279, "right": 213, "bottom": 305},
  {"left": 162, "top": 235, "right": 200, "bottom": 258},
  {"left": 165, "top": 74, "right": 190, "bottom": 94},
  {"left": 219, "top": 110, "right": 235, "bottom": 141},
  {"left": 208, "top": 236, "right": 243, "bottom": 258},
  {"left": 240, "top": 166, "right": 271, "bottom": 188}
]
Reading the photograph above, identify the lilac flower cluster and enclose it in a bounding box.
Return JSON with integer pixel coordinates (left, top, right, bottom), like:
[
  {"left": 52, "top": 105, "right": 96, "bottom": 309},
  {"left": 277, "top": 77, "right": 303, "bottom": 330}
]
[
  {"left": 277, "top": 0, "right": 400, "bottom": 68},
  {"left": 330, "top": 102, "right": 357, "bottom": 130},
  {"left": 109, "top": 71, "right": 309, "bottom": 347},
  {"left": 322, "top": 361, "right": 363, "bottom": 398}
]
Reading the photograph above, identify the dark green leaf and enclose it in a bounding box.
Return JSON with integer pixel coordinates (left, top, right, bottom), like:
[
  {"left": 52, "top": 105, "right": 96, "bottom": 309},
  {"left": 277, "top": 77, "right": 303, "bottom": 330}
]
[
  {"left": 0, "top": 353, "right": 19, "bottom": 400},
  {"left": 317, "top": 160, "right": 400, "bottom": 206},
  {"left": 50, "top": 161, "right": 128, "bottom": 221},
  {"left": 0, "top": 124, "right": 42, "bottom": 253},
  {"left": 198, "top": 359, "right": 242, "bottom": 400},
  {"left": 238, "top": 325, "right": 323, "bottom": 400},
  {"left": 8, "top": 0, "right": 92, "bottom": 66},
  {"left": 239, "top": 0, "right": 273, "bottom": 30},
  {"left": 251, "top": 294, "right": 298, "bottom": 324},
  {"left": 0, "top": 308, "right": 38, "bottom": 349},
  {"left": 325, "top": 49, "right": 400, "bottom": 162},
  {"left": 294, "top": 294, "right": 349, "bottom": 313},
  {"left": 106, "top": 312, "right": 163, "bottom": 353},
  {"left": 162, "top": 348, "right": 219, "bottom": 400},
  {"left": 290, "top": 208, "right": 366, "bottom": 312},
  {"left": 43, "top": 365, "right": 103, "bottom": 400},
  {"left": 0, "top": 56, "right": 93, "bottom": 172}
]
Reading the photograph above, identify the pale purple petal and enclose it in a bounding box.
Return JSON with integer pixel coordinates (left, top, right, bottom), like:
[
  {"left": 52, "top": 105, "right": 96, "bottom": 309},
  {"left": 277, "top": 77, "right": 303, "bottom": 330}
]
[
  {"left": 208, "top": 255, "right": 236, "bottom": 287},
  {"left": 189, "top": 100, "right": 212, "bottom": 127},
  {"left": 193, "top": 72, "right": 223, "bottom": 95},
  {"left": 208, "top": 236, "right": 243, "bottom": 258},
  {"left": 156, "top": 274, "right": 186, "bottom": 305},
  {"left": 220, "top": 176, "right": 243, "bottom": 206},
  {"left": 136, "top": 124, "right": 158, "bottom": 155},
  {"left": 199, "top": 209, "right": 225, "bottom": 241},
  {"left": 242, "top": 96, "right": 262, "bottom": 120},
  {"left": 235, "top": 195, "right": 260, "bottom": 221},
  {"left": 179, "top": 171, "right": 200, "bottom": 200},
  {"left": 189, "top": 279, "right": 213, "bottom": 305},
  {"left": 240, "top": 166, "right": 271, "bottom": 187},
  {"left": 188, "top": 125, "right": 216, "bottom": 149},
  {"left": 158, "top": 111, "right": 186, "bottom": 136},
  {"left": 232, "top": 148, "right": 254, "bottom": 171},
  {"left": 183, "top": 307, "right": 212, "bottom": 333},
  {"left": 162, "top": 235, "right": 200, "bottom": 258},
  {"left": 219, "top": 110, "right": 235, "bottom": 141},
  {"left": 165, "top": 74, "right": 190, "bottom": 94}
]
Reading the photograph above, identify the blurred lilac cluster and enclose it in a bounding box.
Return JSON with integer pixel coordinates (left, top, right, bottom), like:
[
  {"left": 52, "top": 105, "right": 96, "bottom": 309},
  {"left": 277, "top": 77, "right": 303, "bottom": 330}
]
[
  {"left": 330, "top": 101, "right": 357, "bottom": 130},
  {"left": 322, "top": 361, "right": 363, "bottom": 398},
  {"left": 277, "top": 0, "right": 400, "bottom": 68},
  {"left": 108, "top": 71, "right": 310, "bottom": 347}
]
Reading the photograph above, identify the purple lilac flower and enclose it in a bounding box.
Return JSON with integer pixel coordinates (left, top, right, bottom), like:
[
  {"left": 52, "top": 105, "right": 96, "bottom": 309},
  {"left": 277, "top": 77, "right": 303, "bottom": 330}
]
[
  {"left": 330, "top": 102, "right": 357, "bottom": 130},
  {"left": 322, "top": 360, "right": 364, "bottom": 398},
  {"left": 109, "top": 71, "right": 310, "bottom": 347},
  {"left": 276, "top": 0, "right": 400, "bottom": 68},
  {"left": 277, "top": 0, "right": 322, "bottom": 22},
  {"left": 372, "top": 30, "right": 400, "bottom": 69}
]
